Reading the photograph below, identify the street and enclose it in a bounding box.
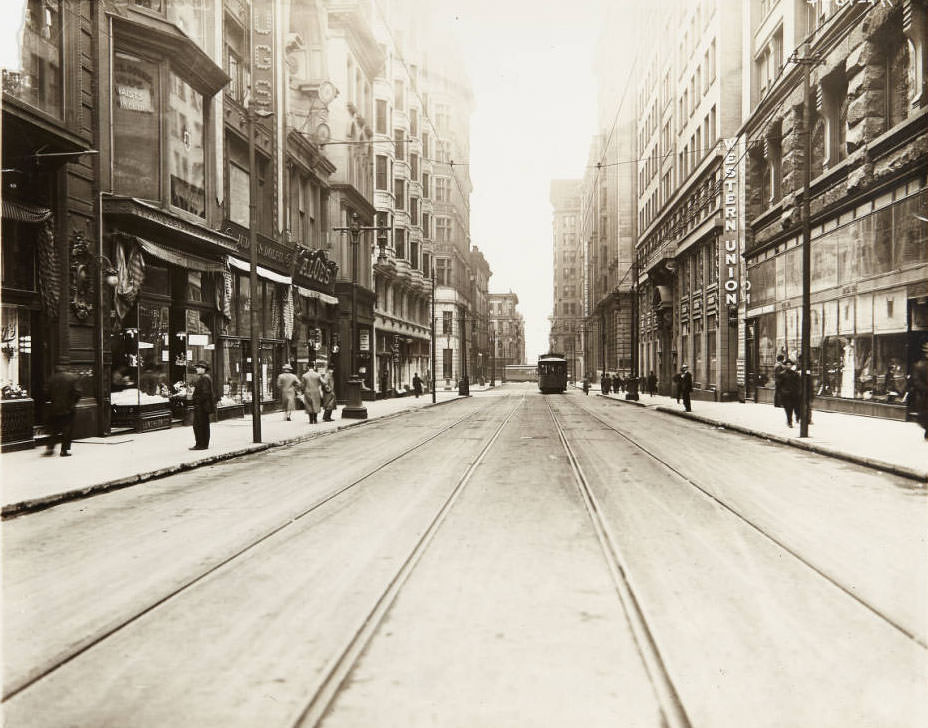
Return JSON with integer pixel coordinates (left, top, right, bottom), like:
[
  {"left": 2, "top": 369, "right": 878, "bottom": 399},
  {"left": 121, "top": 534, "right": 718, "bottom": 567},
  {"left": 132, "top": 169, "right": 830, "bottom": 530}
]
[{"left": 3, "top": 385, "right": 926, "bottom": 727}]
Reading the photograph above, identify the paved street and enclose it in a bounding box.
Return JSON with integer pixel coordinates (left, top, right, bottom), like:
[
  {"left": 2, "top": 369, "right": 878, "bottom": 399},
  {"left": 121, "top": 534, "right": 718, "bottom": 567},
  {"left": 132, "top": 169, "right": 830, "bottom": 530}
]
[{"left": 3, "top": 385, "right": 926, "bottom": 727}]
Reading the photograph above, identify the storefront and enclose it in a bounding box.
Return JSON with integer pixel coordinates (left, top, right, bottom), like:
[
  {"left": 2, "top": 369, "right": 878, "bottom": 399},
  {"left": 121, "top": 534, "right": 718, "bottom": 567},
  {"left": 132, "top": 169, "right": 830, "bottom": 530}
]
[
  {"left": 746, "top": 185, "right": 928, "bottom": 419},
  {"left": 107, "top": 235, "right": 228, "bottom": 431},
  {"left": 291, "top": 248, "right": 340, "bottom": 383}
]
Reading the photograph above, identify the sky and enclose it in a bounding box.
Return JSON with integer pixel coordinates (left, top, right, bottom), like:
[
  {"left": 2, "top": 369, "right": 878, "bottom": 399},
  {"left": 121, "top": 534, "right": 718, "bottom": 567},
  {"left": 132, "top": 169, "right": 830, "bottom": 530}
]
[
  {"left": 439, "top": 0, "right": 605, "bottom": 361},
  {"left": 0, "top": 0, "right": 606, "bottom": 364}
]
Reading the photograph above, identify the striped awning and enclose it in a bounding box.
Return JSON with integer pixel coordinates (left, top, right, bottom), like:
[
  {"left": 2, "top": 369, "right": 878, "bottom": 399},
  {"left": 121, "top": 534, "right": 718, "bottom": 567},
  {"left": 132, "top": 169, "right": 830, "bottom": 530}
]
[
  {"left": 227, "top": 255, "right": 292, "bottom": 284},
  {"left": 2, "top": 199, "right": 52, "bottom": 224},
  {"left": 137, "top": 237, "right": 227, "bottom": 273},
  {"left": 296, "top": 285, "right": 338, "bottom": 305}
]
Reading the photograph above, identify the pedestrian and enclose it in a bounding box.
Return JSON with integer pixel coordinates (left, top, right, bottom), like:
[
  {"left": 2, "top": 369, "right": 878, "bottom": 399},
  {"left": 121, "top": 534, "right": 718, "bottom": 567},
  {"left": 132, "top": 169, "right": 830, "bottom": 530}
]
[
  {"left": 773, "top": 353, "right": 786, "bottom": 408},
  {"left": 44, "top": 364, "right": 81, "bottom": 457},
  {"left": 276, "top": 363, "right": 300, "bottom": 421},
  {"left": 672, "top": 370, "right": 682, "bottom": 403},
  {"left": 412, "top": 372, "right": 423, "bottom": 398},
  {"left": 647, "top": 370, "right": 657, "bottom": 397},
  {"left": 320, "top": 365, "right": 337, "bottom": 422},
  {"left": 302, "top": 363, "right": 323, "bottom": 424},
  {"left": 190, "top": 360, "right": 215, "bottom": 450},
  {"left": 612, "top": 373, "right": 621, "bottom": 394},
  {"left": 582, "top": 375, "right": 590, "bottom": 395},
  {"left": 601, "top": 373, "right": 611, "bottom": 395},
  {"left": 910, "top": 341, "right": 928, "bottom": 440},
  {"left": 779, "top": 359, "right": 801, "bottom": 428},
  {"left": 679, "top": 363, "right": 693, "bottom": 412}
]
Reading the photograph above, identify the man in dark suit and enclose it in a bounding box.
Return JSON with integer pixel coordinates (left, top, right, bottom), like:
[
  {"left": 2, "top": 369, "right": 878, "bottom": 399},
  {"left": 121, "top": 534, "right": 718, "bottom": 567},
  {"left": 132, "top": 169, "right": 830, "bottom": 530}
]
[
  {"left": 680, "top": 363, "right": 693, "bottom": 412},
  {"left": 190, "top": 360, "right": 214, "bottom": 450},
  {"left": 779, "top": 359, "right": 801, "bottom": 428},
  {"left": 44, "top": 365, "right": 81, "bottom": 456}
]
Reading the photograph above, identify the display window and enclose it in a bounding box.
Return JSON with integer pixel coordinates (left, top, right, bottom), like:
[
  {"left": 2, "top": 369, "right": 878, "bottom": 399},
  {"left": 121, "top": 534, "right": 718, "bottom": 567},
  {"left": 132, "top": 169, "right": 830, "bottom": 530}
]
[
  {"left": 1, "top": 304, "right": 32, "bottom": 400},
  {"left": 218, "top": 338, "right": 244, "bottom": 407}
]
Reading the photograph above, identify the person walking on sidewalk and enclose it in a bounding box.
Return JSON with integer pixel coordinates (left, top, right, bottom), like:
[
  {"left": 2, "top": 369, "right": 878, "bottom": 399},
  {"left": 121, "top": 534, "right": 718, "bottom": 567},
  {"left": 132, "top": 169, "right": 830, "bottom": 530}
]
[
  {"left": 911, "top": 342, "right": 928, "bottom": 440},
  {"left": 582, "top": 375, "right": 590, "bottom": 395},
  {"left": 412, "top": 372, "right": 423, "bottom": 398},
  {"left": 647, "top": 371, "right": 657, "bottom": 397},
  {"left": 779, "top": 359, "right": 801, "bottom": 428},
  {"left": 601, "top": 373, "right": 611, "bottom": 395},
  {"left": 773, "top": 353, "right": 786, "bottom": 408},
  {"left": 190, "top": 360, "right": 215, "bottom": 450},
  {"left": 277, "top": 364, "right": 300, "bottom": 421},
  {"left": 672, "top": 370, "right": 682, "bottom": 403},
  {"left": 302, "top": 363, "right": 323, "bottom": 424},
  {"left": 320, "top": 365, "right": 337, "bottom": 422},
  {"left": 679, "top": 364, "right": 693, "bottom": 412},
  {"left": 44, "top": 365, "right": 81, "bottom": 457}
]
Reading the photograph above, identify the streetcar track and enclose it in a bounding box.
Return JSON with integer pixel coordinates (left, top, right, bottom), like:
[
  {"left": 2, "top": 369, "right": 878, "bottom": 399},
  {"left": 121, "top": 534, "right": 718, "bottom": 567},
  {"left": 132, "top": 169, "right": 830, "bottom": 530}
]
[
  {"left": 544, "top": 398, "right": 694, "bottom": 728},
  {"left": 2, "top": 398, "right": 509, "bottom": 703},
  {"left": 557, "top": 392, "right": 928, "bottom": 652},
  {"left": 291, "top": 393, "right": 527, "bottom": 728}
]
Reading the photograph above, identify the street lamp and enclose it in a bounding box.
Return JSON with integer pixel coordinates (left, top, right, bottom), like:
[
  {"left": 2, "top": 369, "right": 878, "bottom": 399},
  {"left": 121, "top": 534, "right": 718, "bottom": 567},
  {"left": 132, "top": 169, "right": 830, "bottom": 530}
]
[{"left": 332, "top": 211, "right": 389, "bottom": 419}]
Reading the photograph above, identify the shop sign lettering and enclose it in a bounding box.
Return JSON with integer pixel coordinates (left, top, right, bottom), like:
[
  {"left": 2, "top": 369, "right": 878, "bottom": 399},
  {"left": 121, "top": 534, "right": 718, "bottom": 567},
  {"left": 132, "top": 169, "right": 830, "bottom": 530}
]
[
  {"left": 721, "top": 138, "right": 741, "bottom": 306},
  {"left": 295, "top": 249, "right": 338, "bottom": 290},
  {"left": 251, "top": 1, "right": 274, "bottom": 113}
]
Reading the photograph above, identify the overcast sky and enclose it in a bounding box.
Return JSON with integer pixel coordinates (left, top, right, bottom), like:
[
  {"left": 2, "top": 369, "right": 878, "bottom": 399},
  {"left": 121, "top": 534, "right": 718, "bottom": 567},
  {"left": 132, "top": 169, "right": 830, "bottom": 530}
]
[
  {"left": 441, "top": 0, "right": 604, "bottom": 361},
  {"left": 1, "top": 0, "right": 605, "bottom": 363}
]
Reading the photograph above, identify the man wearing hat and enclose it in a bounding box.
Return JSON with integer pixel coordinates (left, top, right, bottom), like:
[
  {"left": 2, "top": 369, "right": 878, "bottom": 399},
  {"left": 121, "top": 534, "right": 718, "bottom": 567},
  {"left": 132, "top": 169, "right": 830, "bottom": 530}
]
[
  {"left": 190, "top": 360, "right": 215, "bottom": 450},
  {"left": 277, "top": 363, "right": 301, "bottom": 421},
  {"left": 779, "top": 358, "right": 801, "bottom": 428},
  {"left": 679, "top": 363, "right": 693, "bottom": 412}
]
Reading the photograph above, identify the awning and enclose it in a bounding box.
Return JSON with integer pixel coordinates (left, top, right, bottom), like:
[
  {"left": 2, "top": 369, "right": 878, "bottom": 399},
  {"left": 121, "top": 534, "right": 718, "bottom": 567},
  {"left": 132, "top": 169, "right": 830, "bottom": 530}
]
[
  {"left": 296, "top": 285, "right": 338, "bottom": 305},
  {"left": 2, "top": 199, "right": 52, "bottom": 224},
  {"left": 137, "top": 237, "right": 227, "bottom": 273},
  {"left": 228, "top": 255, "right": 292, "bottom": 284}
]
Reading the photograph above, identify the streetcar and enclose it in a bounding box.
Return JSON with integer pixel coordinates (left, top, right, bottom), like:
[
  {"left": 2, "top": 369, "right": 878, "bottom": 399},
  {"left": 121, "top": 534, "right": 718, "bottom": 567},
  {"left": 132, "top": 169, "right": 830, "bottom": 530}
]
[{"left": 537, "top": 353, "right": 568, "bottom": 393}]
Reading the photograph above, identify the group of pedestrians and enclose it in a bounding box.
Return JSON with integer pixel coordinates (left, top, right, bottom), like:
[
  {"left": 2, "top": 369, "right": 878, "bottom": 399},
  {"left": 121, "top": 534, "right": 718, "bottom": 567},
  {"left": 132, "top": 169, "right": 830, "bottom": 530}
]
[
  {"left": 599, "top": 372, "right": 627, "bottom": 396},
  {"left": 277, "top": 363, "right": 337, "bottom": 425}
]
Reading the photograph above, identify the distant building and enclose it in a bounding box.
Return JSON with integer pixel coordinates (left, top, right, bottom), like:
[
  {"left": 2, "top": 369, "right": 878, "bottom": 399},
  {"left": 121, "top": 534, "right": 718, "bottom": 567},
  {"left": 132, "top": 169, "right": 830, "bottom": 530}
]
[
  {"left": 549, "top": 180, "right": 583, "bottom": 379},
  {"left": 489, "top": 292, "right": 525, "bottom": 377}
]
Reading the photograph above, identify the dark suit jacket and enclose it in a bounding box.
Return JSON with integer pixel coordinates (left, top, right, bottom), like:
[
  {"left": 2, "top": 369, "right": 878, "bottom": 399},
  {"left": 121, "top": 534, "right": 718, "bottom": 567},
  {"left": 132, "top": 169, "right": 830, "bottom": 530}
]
[
  {"left": 192, "top": 374, "right": 214, "bottom": 412},
  {"left": 46, "top": 371, "right": 81, "bottom": 416}
]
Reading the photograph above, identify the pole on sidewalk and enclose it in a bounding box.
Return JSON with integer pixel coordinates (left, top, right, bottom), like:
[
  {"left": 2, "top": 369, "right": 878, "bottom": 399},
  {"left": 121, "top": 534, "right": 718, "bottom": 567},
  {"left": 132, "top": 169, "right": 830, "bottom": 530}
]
[
  {"left": 797, "top": 43, "right": 818, "bottom": 439},
  {"left": 431, "top": 260, "right": 436, "bottom": 404},
  {"left": 247, "top": 103, "right": 262, "bottom": 444}
]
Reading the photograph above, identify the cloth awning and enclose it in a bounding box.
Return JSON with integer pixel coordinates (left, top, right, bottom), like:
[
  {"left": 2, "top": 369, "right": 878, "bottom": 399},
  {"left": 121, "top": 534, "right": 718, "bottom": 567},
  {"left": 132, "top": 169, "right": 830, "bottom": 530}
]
[
  {"left": 137, "top": 237, "right": 227, "bottom": 273},
  {"left": 228, "top": 255, "right": 292, "bottom": 284},
  {"left": 2, "top": 199, "right": 52, "bottom": 224},
  {"left": 296, "top": 285, "right": 338, "bottom": 305}
]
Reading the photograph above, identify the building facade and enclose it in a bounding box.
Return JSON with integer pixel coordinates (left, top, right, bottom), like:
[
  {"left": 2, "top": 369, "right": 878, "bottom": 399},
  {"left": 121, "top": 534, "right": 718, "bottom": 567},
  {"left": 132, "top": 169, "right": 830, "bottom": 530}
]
[
  {"left": 549, "top": 179, "right": 583, "bottom": 379},
  {"left": 634, "top": 0, "right": 744, "bottom": 400},
  {"left": 489, "top": 292, "right": 525, "bottom": 379},
  {"left": 742, "top": 0, "right": 928, "bottom": 419}
]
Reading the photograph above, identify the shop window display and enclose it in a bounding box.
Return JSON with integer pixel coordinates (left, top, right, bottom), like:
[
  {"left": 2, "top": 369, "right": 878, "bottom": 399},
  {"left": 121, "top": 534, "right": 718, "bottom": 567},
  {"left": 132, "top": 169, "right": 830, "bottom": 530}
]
[
  {"left": 1, "top": 305, "right": 32, "bottom": 400},
  {"left": 219, "top": 338, "right": 244, "bottom": 407}
]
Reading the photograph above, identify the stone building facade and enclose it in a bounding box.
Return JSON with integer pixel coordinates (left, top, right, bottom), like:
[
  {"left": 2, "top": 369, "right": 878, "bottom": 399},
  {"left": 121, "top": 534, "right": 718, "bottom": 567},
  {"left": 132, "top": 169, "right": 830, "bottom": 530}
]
[
  {"left": 743, "top": 0, "right": 928, "bottom": 419},
  {"left": 489, "top": 292, "right": 526, "bottom": 378},
  {"left": 549, "top": 179, "right": 583, "bottom": 379}
]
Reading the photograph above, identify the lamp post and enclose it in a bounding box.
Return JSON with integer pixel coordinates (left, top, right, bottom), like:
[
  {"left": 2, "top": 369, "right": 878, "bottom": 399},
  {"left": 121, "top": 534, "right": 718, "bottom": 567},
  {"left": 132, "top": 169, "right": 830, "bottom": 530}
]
[
  {"left": 332, "top": 212, "right": 390, "bottom": 419},
  {"left": 246, "top": 102, "right": 273, "bottom": 442},
  {"left": 489, "top": 328, "right": 495, "bottom": 387}
]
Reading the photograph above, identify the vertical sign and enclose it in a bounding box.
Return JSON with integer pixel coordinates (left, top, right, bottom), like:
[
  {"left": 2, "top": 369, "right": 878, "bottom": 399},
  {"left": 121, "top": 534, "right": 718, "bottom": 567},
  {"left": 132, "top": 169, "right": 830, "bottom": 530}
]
[
  {"left": 721, "top": 138, "right": 740, "bottom": 308},
  {"left": 251, "top": 0, "right": 274, "bottom": 114}
]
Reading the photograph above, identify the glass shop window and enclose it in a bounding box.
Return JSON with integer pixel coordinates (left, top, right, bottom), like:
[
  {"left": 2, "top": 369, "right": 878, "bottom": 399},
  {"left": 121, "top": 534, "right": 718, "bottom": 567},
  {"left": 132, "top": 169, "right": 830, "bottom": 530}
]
[
  {"left": 168, "top": 73, "right": 206, "bottom": 217},
  {"left": 1, "top": 221, "right": 37, "bottom": 292},
  {"left": 0, "top": 305, "right": 32, "bottom": 399},
  {"left": 4, "top": 0, "right": 63, "bottom": 117},
  {"left": 113, "top": 52, "right": 161, "bottom": 201},
  {"left": 219, "top": 338, "right": 244, "bottom": 406},
  {"left": 182, "top": 308, "right": 213, "bottom": 389}
]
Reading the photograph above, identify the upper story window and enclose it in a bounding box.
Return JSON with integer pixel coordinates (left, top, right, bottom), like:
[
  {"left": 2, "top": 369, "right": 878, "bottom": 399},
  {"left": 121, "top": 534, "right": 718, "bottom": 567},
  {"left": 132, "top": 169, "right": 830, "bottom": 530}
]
[
  {"left": 757, "top": 27, "right": 783, "bottom": 99},
  {"left": 410, "top": 108, "right": 418, "bottom": 136},
  {"left": 224, "top": 16, "right": 248, "bottom": 104},
  {"left": 4, "top": 0, "right": 63, "bottom": 117},
  {"left": 113, "top": 52, "right": 206, "bottom": 218},
  {"left": 394, "top": 80, "right": 404, "bottom": 110},
  {"left": 375, "top": 99, "right": 388, "bottom": 134},
  {"left": 133, "top": 0, "right": 211, "bottom": 50}
]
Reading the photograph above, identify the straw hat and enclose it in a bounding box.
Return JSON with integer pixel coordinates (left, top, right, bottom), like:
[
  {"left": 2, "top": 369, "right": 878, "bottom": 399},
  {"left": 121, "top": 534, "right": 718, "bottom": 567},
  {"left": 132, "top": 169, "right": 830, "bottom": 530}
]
[{"left": 281, "top": 363, "right": 293, "bottom": 371}]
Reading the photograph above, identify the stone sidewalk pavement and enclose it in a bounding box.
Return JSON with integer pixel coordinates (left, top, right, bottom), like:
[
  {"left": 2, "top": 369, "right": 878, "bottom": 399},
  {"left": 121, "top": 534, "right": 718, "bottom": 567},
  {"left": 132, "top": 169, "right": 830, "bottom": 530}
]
[
  {"left": 585, "top": 385, "right": 927, "bottom": 482},
  {"left": 0, "top": 389, "right": 475, "bottom": 517}
]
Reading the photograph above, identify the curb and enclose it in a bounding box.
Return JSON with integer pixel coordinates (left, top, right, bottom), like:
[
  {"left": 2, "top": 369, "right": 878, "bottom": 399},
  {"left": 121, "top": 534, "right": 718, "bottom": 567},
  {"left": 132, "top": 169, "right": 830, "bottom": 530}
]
[
  {"left": 1, "top": 396, "right": 464, "bottom": 519},
  {"left": 597, "top": 395, "right": 926, "bottom": 483}
]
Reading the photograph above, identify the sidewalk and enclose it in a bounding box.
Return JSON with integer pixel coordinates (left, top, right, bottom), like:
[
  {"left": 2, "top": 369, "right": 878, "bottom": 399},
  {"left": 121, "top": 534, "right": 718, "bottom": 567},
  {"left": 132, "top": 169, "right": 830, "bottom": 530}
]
[
  {"left": 0, "top": 390, "right": 470, "bottom": 518},
  {"left": 577, "top": 385, "right": 927, "bottom": 482}
]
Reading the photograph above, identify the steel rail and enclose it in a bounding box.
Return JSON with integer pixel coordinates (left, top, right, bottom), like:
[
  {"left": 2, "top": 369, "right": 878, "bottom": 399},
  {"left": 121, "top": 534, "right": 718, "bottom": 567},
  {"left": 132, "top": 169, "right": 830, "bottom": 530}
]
[
  {"left": 2, "top": 398, "right": 506, "bottom": 703},
  {"left": 544, "top": 398, "right": 694, "bottom": 728},
  {"left": 561, "top": 393, "right": 928, "bottom": 651},
  {"left": 290, "top": 393, "right": 527, "bottom": 728}
]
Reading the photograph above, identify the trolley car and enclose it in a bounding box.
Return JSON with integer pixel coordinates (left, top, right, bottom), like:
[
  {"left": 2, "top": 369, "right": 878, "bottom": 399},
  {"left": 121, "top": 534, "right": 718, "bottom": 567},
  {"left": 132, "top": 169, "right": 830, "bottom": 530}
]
[{"left": 537, "top": 353, "right": 567, "bottom": 393}]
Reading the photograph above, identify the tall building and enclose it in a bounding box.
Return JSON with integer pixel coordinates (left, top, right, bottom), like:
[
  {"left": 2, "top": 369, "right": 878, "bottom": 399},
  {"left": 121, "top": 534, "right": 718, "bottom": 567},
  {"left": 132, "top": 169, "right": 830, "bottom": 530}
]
[
  {"left": 489, "top": 292, "right": 525, "bottom": 376},
  {"left": 634, "top": 0, "right": 744, "bottom": 399},
  {"left": 742, "top": 0, "right": 928, "bottom": 419},
  {"left": 549, "top": 179, "right": 583, "bottom": 378}
]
